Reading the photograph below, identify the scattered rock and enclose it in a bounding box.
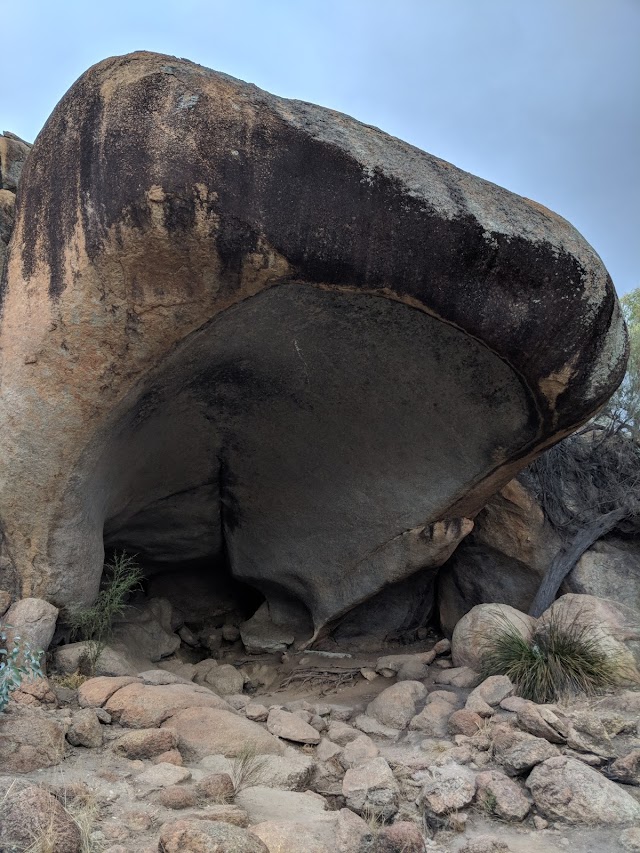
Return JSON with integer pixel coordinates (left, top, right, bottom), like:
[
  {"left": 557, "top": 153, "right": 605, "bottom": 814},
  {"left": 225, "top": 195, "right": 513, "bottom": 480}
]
[
  {"left": 458, "top": 837, "right": 510, "bottom": 853},
  {"left": 245, "top": 702, "right": 269, "bottom": 722},
  {"left": 196, "top": 773, "right": 235, "bottom": 802},
  {"left": 432, "top": 666, "right": 481, "bottom": 688},
  {"left": 162, "top": 706, "right": 283, "bottom": 759},
  {"left": 0, "top": 782, "right": 81, "bottom": 853},
  {"left": 326, "top": 720, "right": 360, "bottom": 745},
  {"left": 468, "top": 675, "right": 514, "bottom": 706},
  {"left": 158, "top": 818, "right": 268, "bottom": 852},
  {"left": 419, "top": 762, "right": 476, "bottom": 815},
  {"left": 475, "top": 769, "right": 530, "bottom": 821},
  {"left": 156, "top": 785, "right": 199, "bottom": 809},
  {"left": 374, "top": 821, "right": 426, "bottom": 852},
  {"left": 155, "top": 748, "right": 184, "bottom": 766},
  {"left": 515, "top": 702, "right": 569, "bottom": 744},
  {"left": 136, "top": 761, "right": 191, "bottom": 788},
  {"left": 266, "top": 708, "right": 321, "bottom": 744},
  {"left": 342, "top": 757, "right": 399, "bottom": 820},
  {"left": 240, "top": 603, "right": 294, "bottom": 654},
  {"left": 366, "top": 681, "right": 427, "bottom": 729},
  {"left": 448, "top": 709, "right": 484, "bottom": 735},
  {"left": 526, "top": 755, "right": 640, "bottom": 824},
  {"left": 451, "top": 603, "right": 535, "bottom": 670},
  {"left": 409, "top": 699, "right": 453, "bottom": 737},
  {"left": 610, "top": 748, "right": 640, "bottom": 784},
  {"left": 54, "top": 642, "right": 143, "bottom": 676},
  {"left": 202, "top": 663, "right": 246, "bottom": 696},
  {"left": 112, "top": 727, "right": 178, "bottom": 759},
  {"left": 353, "top": 714, "right": 400, "bottom": 740},
  {"left": 434, "top": 638, "right": 451, "bottom": 655},
  {"left": 340, "top": 734, "right": 379, "bottom": 768},
  {"left": 0, "top": 709, "right": 66, "bottom": 771},
  {"left": 67, "top": 708, "right": 103, "bottom": 748},
  {"left": 492, "top": 727, "right": 561, "bottom": 776},
  {"left": 317, "top": 737, "right": 343, "bottom": 762}
]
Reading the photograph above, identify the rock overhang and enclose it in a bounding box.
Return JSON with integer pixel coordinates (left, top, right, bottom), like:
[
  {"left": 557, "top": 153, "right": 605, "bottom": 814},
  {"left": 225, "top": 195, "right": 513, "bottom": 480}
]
[{"left": 0, "top": 51, "right": 628, "bottom": 641}]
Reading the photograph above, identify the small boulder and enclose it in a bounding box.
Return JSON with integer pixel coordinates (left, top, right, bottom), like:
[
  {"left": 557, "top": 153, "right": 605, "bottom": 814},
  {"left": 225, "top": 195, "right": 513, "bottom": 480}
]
[
  {"left": 158, "top": 819, "right": 268, "bottom": 853},
  {"left": 419, "top": 762, "right": 476, "bottom": 815},
  {"left": 342, "top": 757, "right": 399, "bottom": 820},
  {"left": 266, "top": 708, "right": 320, "bottom": 744},
  {"left": 610, "top": 749, "right": 640, "bottom": 784},
  {"left": 67, "top": 708, "right": 103, "bottom": 748},
  {"left": 136, "top": 762, "right": 191, "bottom": 788},
  {"left": 468, "top": 675, "right": 514, "bottom": 706},
  {"left": 475, "top": 769, "right": 530, "bottom": 821},
  {"left": 366, "top": 681, "right": 427, "bottom": 729},
  {"left": 374, "top": 821, "right": 426, "bottom": 853},
  {"left": 409, "top": 698, "right": 453, "bottom": 737},
  {"left": 340, "top": 734, "right": 379, "bottom": 768},
  {"left": 104, "top": 681, "right": 233, "bottom": 727},
  {"left": 0, "top": 782, "right": 81, "bottom": 853},
  {"left": 235, "top": 786, "right": 326, "bottom": 824},
  {"left": 492, "top": 727, "right": 560, "bottom": 776},
  {"left": 112, "top": 727, "right": 178, "bottom": 759},
  {"left": 432, "top": 666, "right": 481, "bottom": 688},
  {"left": 196, "top": 773, "right": 235, "bottom": 802},
  {"left": 0, "top": 708, "right": 66, "bottom": 771},
  {"left": 448, "top": 709, "right": 483, "bottom": 736},
  {"left": 526, "top": 755, "right": 640, "bottom": 824},
  {"left": 240, "top": 602, "right": 294, "bottom": 654}
]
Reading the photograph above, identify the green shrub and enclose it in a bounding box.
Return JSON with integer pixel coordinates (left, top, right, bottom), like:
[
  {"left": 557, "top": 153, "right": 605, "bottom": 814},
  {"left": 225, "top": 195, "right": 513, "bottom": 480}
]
[
  {"left": 0, "top": 627, "right": 43, "bottom": 711},
  {"left": 479, "top": 611, "right": 627, "bottom": 704},
  {"left": 67, "top": 551, "right": 143, "bottom": 677}
]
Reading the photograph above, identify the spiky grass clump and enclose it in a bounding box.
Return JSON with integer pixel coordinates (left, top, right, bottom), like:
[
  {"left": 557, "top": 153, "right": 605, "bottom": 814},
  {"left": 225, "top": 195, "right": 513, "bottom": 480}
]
[
  {"left": 480, "top": 612, "right": 626, "bottom": 704},
  {"left": 230, "top": 743, "right": 269, "bottom": 793}
]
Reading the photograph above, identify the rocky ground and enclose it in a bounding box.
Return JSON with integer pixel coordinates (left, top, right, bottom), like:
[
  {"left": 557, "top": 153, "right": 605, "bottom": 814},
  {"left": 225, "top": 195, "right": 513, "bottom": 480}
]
[{"left": 1, "top": 628, "right": 639, "bottom": 853}]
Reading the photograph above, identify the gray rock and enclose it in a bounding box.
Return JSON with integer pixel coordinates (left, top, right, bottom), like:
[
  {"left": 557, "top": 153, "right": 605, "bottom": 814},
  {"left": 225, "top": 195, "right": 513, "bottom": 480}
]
[
  {"left": 475, "top": 769, "right": 530, "bottom": 821},
  {"left": 136, "top": 762, "right": 191, "bottom": 788},
  {"left": 67, "top": 708, "right": 103, "bottom": 748},
  {"left": 366, "top": 681, "right": 427, "bottom": 729},
  {"left": 342, "top": 757, "right": 399, "bottom": 820},
  {"left": 266, "top": 708, "right": 320, "bottom": 745},
  {"left": 3, "top": 597, "right": 58, "bottom": 656},
  {"left": 419, "top": 762, "right": 476, "bottom": 815},
  {"left": 451, "top": 604, "right": 535, "bottom": 671},
  {"left": 235, "top": 786, "right": 326, "bottom": 824},
  {"left": 526, "top": 755, "right": 640, "bottom": 824},
  {"left": 240, "top": 603, "right": 295, "bottom": 654},
  {"left": 492, "top": 727, "right": 560, "bottom": 776}
]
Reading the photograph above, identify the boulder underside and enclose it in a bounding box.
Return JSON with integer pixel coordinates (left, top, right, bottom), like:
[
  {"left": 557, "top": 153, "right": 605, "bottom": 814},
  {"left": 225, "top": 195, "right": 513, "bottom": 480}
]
[{"left": 0, "top": 52, "right": 627, "bottom": 640}]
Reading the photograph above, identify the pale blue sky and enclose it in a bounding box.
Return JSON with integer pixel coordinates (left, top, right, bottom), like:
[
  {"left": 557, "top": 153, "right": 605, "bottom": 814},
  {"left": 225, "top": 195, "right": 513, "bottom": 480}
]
[{"left": 2, "top": 0, "right": 638, "bottom": 293}]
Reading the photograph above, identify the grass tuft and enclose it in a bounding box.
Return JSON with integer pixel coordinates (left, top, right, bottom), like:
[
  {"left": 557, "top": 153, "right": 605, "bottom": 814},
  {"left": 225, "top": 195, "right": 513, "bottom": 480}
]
[
  {"left": 479, "top": 610, "right": 628, "bottom": 704},
  {"left": 230, "top": 743, "right": 269, "bottom": 793}
]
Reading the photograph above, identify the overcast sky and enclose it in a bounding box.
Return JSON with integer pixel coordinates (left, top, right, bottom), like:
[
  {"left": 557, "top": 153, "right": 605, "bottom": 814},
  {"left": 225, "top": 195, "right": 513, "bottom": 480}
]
[{"left": 2, "top": 0, "right": 638, "bottom": 294}]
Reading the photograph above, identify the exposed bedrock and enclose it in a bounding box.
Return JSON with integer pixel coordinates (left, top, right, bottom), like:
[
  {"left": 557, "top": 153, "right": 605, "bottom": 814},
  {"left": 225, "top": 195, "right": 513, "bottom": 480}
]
[{"left": 0, "top": 52, "right": 627, "bottom": 640}]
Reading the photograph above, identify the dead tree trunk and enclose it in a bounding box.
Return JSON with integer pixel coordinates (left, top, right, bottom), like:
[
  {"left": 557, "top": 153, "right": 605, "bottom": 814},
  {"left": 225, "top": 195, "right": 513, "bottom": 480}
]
[{"left": 528, "top": 505, "right": 628, "bottom": 618}]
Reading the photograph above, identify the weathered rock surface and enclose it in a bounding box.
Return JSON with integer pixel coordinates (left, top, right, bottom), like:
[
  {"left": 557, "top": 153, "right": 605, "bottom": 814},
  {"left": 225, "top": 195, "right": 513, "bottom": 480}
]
[
  {"left": 2, "top": 597, "right": 58, "bottom": 656},
  {"left": 526, "top": 755, "right": 640, "bottom": 824},
  {"left": 103, "top": 681, "right": 233, "bottom": 727},
  {"left": 366, "top": 681, "right": 427, "bottom": 729},
  {"left": 0, "top": 52, "right": 625, "bottom": 637},
  {"left": 158, "top": 819, "right": 268, "bottom": 853},
  {"left": 266, "top": 708, "right": 321, "bottom": 744},
  {"left": 0, "top": 708, "right": 66, "bottom": 771},
  {"left": 0, "top": 781, "right": 81, "bottom": 853},
  {"left": 161, "top": 706, "right": 283, "bottom": 759},
  {"left": 342, "top": 756, "right": 399, "bottom": 820}
]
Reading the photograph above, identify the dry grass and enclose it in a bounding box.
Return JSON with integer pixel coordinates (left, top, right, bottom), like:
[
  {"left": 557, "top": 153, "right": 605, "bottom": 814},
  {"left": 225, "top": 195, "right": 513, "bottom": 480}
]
[
  {"left": 230, "top": 743, "right": 270, "bottom": 793},
  {"left": 50, "top": 670, "right": 88, "bottom": 690}
]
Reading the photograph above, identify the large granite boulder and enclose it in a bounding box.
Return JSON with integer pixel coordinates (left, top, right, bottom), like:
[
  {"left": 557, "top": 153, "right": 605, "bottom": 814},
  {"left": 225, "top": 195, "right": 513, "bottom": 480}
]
[{"left": 0, "top": 52, "right": 626, "bottom": 641}]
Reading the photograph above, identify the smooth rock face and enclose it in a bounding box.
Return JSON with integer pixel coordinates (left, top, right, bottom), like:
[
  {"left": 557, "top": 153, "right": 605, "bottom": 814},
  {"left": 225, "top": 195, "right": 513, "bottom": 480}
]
[
  {"left": 342, "top": 757, "right": 399, "bottom": 820},
  {"left": 2, "top": 597, "right": 58, "bottom": 654},
  {"left": 526, "top": 756, "right": 640, "bottom": 825},
  {"left": 158, "top": 818, "right": 268, "bottom": 853},
  {"left": 266, "top": 708, "right": 320, "bottom": 744},
  {"left": 366, "top": 680, "right": 427, "bottom": 729},
  {"left": 161, "top": 706, "right": 284, "bottom": 759},
  {"left": 0, "top": 52, "right": 626, "bottom": 633}
]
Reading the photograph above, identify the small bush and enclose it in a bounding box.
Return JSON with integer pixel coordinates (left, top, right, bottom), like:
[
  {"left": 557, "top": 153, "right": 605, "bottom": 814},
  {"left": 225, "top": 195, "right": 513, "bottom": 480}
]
[
  {"left": 67, "top": 551, "right": 143, "bottom": 677},
  {"left": 479, "top": 611, "right": 627, "bottom": 704},
  {"left": 0, "top": 628, "right": 44, "bottom": 712}
]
